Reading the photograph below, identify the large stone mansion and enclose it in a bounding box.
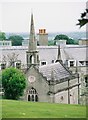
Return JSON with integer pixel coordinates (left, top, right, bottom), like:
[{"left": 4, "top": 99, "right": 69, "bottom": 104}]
[{"left": 0, "top": 13, "right": 88, "bottom": 104}]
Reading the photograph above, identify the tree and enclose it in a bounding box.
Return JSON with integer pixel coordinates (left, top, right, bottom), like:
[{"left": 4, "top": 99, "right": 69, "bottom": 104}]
[
  {"left": 8, "top": 35, "right": 24, "bottom": 46},
  {"left": 54, "top": 34, "right": 69, "bottom": 40},
  {"left": 2, "top": 67, "right": 26, "bottom": 100},
  {"left": 0, "top": 32, "right": 6, "bottom": 40},
  {"left": 54, "top": 34, "right": 77, "bottom": 44},
  {"left": 2, "top": 52, "right": 19, "bottom": 67},
  {"left": 77, "top": 9, "right": 88, "bottom": 27},
  {"left": 66, "top": 38, "right": 77, "bottom": 44}
]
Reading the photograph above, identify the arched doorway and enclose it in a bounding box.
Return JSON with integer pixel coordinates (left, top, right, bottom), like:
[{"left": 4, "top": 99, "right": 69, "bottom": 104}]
[{"left": 27, "top": 87, "right": 38, "bottom": 102}]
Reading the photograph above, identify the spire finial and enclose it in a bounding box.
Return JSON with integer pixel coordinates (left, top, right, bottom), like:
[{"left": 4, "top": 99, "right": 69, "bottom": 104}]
[
  {"left": 31, "top": 8, "right": 33, "bottom": 14},
  {"left": 30, "top": 10, "right": 35, "bottom": 35}
]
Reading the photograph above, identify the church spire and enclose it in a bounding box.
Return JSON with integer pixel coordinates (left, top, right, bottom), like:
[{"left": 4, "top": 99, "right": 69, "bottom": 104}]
[
  {"left": 28, "top": 13, "right": 37, "bottom": 51},
  {"left": 30, "top": 13, "right": 34, "bottom": 35},
  {"left": 26, "top": 13, "right": 39, "bottom": 68}
]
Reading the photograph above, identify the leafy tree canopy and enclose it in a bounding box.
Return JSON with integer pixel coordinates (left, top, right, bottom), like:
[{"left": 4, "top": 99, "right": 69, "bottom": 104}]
[
  {"left": 0, "top": 32, "right": 6, "bottom": 41},
  {"left": 54, "top": 34, "right": 69, "bottom": 40},
  {"left": 2, "top": 67, "right": 26, "bottom": 100},
  {"left": 77, "top": 9, "right": 88, "bottom": 27},
  {"left": 8, "top": 35, "right": 24, "bottom": 46},
  {"left": 54, "top": 34, "right": 78, "bottom": 45}
]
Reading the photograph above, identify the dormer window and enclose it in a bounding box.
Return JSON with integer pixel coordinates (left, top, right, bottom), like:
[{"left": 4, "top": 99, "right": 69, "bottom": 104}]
[
  {"left": 16, "top": 62, "right": 21, "bottom": 69},
  {"left": 15, "top": 61, "right": 21, "bottom": 69},
  {"left": 41, "top": 61, "right": 46, "bottom": 65},
  {"left": 70, "top": 61, "right": 74, "bottom": 67},
  {"left": 79, "top": 61, "right": 88, "bottom": 66},
  {"left": 79, "top": 61, "right": 84, "bottom": 66},
  {"left": 68, "top": 60, "right": 76, "bottom": 67},
  {"left": 40, "top": 61, "right": 47, "bottom": 66},
  {"left": 1, "top": 63, "right": 6, "bottom": 70},
  {"left": 86, "top": 61, "right": 88, "bottom": 66},
  {"left": 52, "top": 60, "right": 55, "bottom": 63}
]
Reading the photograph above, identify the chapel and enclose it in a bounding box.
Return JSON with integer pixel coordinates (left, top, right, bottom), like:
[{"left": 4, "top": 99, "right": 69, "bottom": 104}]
[{"left": 23, "top": 13, "right": 80, "bottom": 104}]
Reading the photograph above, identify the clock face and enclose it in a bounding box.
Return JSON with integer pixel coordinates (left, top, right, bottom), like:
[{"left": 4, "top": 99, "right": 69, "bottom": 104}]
[{"left": 28, "top": 76, "right": 35, "bottom": 83}]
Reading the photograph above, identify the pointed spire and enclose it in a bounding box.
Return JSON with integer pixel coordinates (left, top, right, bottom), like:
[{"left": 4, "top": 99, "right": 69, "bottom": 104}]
[
  {"left": 56, "top": 45, "right": 62, "bottom": 63},
  {"left": 26, "top": 13, "right": 39, "bottom": 68},
  {"left": 29, "top": 12, "right": 37, "bottom": 51},
  {"left": 30, "top": 13, "right": 35, "bottom": 35}
]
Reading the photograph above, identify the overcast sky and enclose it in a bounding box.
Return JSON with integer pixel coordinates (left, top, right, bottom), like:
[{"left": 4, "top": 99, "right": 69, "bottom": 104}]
[{"left": 0, "top": 0, "right": 87, "bottom": 33}]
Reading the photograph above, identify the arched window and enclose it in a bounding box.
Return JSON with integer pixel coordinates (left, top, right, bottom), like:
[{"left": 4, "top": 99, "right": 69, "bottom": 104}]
[
  {"left": 32, "top": 90, "right": 35, "bottom": 94},
  {"left": 35, "top": 95, "right": 38, "bottom": 102},
  {"left": 28, "top": 95, "right": 30, "bottom": 101},
  {"left": 32, "top": 95, "right": 34, "bottom": 101},
  {"left": 28, "top": 88, "right": 38, "bottom": 102},
  {"left": 29, "top": 88, "right": 37, "bottom": 94}
]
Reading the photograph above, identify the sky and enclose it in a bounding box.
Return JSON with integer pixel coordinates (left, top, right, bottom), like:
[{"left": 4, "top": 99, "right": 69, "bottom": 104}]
[{"left": 0, "top": 0, "right": 87, "bottom": 33}]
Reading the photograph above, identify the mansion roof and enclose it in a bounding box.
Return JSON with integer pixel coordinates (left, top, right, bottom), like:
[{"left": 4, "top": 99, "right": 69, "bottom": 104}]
[{"left": 1, "top": 45, "right": 87, "bottom": 65}]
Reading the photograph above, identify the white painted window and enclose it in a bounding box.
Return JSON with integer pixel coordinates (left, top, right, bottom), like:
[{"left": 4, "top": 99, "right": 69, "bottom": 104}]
[
  {"left": 15, "top": 61, "right": 21, "bottom": 69},
  {"left": 68, "top": 60, "right": 76, "bottom": 67},
  {"left": 0, "top": 41, "right": 12, "bottom": 46},
  {"left": 0, "top": 63, "right": 6, "bottom": 70},
  {"left": 52, "top": 60, "right": 55, "bottom": 63},
  {"left": 40, "top": 61, "right": 47, "bottom": 66},
  {"left": 79, "top": 61, "right": 85, "bottom": 66},
  {"left": 70, "top": 61, "right": 74, "bottom": 67},
  {"left": 86, "top": 61, "right": 88, "bottom": 66}
]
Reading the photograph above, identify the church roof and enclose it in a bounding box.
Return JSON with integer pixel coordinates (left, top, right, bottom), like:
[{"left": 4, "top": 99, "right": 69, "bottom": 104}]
[{"left": 39, "top": 62, "right": 71, "bottom": 81}]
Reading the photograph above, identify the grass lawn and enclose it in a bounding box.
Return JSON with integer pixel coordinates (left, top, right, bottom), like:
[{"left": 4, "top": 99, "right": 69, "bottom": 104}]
[{"left": 2, "top": 99, "right": 86, "bottom": 118}]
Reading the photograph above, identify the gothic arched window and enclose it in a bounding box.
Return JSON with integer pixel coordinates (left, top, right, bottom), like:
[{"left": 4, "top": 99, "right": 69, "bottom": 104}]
[{"left": 28, "top": 88, "right": 38, "bottom": 102}]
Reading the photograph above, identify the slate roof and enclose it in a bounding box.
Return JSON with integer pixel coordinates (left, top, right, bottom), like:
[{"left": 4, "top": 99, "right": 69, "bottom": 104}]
[
  {"left": 0, "top": 45, "right": 87, "bottom": 65},
  {"left": 38, "top": 46, "right": 57, "bottom": 64},
  {"left": 63, "top": 46, "right": 87, "bottom": 61},
  {"left": 38, "top": 45, "right": 87, "bottom": 63},
  {"left": 39, "top": 62, "right": 71, "bottom": 81}
]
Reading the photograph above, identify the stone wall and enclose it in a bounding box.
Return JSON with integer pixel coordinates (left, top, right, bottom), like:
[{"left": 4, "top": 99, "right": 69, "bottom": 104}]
[{"left": 24, "top": 66, "right": 50, "bottom": 102}]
